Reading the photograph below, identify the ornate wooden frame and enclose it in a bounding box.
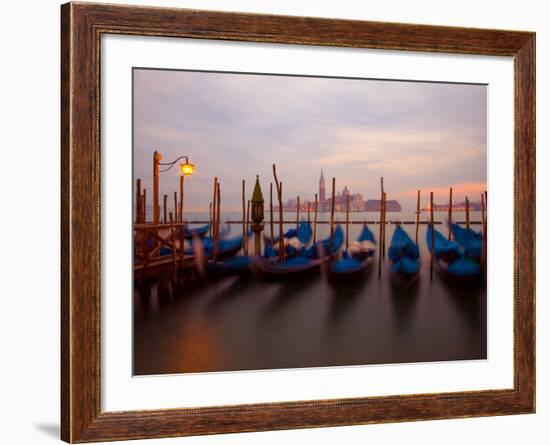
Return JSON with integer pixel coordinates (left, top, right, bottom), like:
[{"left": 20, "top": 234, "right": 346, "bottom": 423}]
[{"left": 61, "top": 2, "right": 535, "bottom": 442}]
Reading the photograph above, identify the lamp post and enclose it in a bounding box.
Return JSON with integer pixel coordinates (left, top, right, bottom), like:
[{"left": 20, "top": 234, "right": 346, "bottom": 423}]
[
  {"left": 251, "top": 175, "right": 265, "bottom": 256},
  {"left": 153, "top": 152, "right": 195, "bottom": 223}
]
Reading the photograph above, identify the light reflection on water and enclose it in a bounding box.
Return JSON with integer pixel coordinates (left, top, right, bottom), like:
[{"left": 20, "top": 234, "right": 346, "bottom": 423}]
[{"left": 134, "top": 211, "right": 486, "bottom": 375}]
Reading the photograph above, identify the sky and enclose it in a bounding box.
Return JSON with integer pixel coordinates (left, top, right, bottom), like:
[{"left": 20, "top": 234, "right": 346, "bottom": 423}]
[{"left": 133, "top": 68, "right": 487, "bottom": 211}]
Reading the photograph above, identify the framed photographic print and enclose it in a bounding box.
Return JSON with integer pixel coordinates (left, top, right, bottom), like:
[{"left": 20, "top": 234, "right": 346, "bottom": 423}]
[{"left": 61, "top": 2, "right": 535, "bottom": 442}]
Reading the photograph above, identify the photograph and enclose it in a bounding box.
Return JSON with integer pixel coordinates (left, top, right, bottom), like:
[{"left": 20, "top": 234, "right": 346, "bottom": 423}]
[{"left": 132, "top": 68, "right": 488, "bottom": 376}]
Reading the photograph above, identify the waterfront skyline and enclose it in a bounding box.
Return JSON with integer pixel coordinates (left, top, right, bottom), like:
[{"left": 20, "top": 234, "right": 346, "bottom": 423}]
[{"left": 133, "top": 69, "right": 487, "bottom": 211}]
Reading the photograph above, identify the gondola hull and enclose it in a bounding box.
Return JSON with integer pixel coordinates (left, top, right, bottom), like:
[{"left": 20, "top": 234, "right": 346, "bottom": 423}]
[{"left": 252, "top": 256, "right": 323, "bottom": 281}]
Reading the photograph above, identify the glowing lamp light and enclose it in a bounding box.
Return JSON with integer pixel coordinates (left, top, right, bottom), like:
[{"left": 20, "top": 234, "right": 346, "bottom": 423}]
[{"left": 180, "top": 162, "right": 195, "bottom": 176}]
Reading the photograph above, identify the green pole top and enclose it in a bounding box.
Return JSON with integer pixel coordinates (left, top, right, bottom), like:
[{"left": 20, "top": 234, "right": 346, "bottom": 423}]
[{"left": 251, "top": 175, "right": 264, "bottom": 204}]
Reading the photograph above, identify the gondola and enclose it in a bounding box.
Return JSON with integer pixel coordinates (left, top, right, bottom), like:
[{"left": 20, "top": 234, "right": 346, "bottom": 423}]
[
  {"left": 328, "top": 251, "right": 372, "bottom": 283},
  {"left": 253, "top": 225, "right": 344, "bottom": 281},
  {"left": 206, "top": 255, "right": 252, "bottom": 277},
  {"left": 426, "top": 224, "right": 461, "bottom": 263},
  {"left": 388, "top": 225, "right": 420, "bottom": 278},
  {"left": 159, "top": 231, "right": 247, "bottom": 260},
  {"left": 437, "top": 255, "right": 482, "bottom": 284},
  {"left": 264, "top": 221, "right": 313, "bottom": 246},
  {"left": 450, "top": 223, "right": 482, "bottom": 261},
  {"left": 182, "top": 223, "right": 210, "bottom": 239},
  {"left": 348, "top": 224, "right": 376, "bottom": 261}
]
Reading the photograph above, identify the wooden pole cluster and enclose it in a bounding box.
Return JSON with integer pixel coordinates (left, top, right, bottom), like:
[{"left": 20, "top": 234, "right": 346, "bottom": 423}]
[
  {"left": 313, "top": 193, "right": 318, "bottom": 244},
  {"left": 430, "top": 191, "right": 435, "bottom": 280},
  {"left": 465, "top": 196, "right": 470, "bottom": 229},
  {"left": 448, "top": 187, "right": 453, "bottom": 240},
  {"left": 345, "top": 193, "right": 350, "bottom": 250},
  {"left": 330, "top": 178, "right": 336, "bottom": 259},
  {"left": 415, "top": 190, "right": 420, "bottom": 244},
  {"left": 272, "top": 164, "right": 284, "bottom": 261}
]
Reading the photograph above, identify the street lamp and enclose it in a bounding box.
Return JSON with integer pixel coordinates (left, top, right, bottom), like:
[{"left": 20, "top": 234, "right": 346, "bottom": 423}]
[{"left": 153, "top": 151, "right": 195, "bottom": 224}]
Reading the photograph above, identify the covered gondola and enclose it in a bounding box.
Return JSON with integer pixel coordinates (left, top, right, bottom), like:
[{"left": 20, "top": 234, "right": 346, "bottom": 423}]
[
  {"left": 206, "top": 255, "right": 252, "bottom": 277},
  {"left": 388, "top": 225, "right": 420, "bottom": 277},
  {"left": 182, "top": 223, "right": 210, "bottom": 239},
  {"left": 426, "top": 225, "right": 461, "bottom": 263},
  {"left": 253, "top": 225, "right": 344, "bottom": 281},
  {"left": 437, "top": 255, "right": 482, "bottom": 283},
  {"left": 348, "top": 224, "right": 376, "bottom": 261},
  {"left": 450, "top": 223, "right": 482, "bottom": 261}
]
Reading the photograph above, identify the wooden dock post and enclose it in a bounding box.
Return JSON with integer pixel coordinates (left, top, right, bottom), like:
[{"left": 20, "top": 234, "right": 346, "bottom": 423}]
[
  {"left": 448, "top": 187, "right": 453, "bottom": 240},
  {"left": 296, "top": 196, "right": 300, "bottom": 227},
  {"left": 136, "top": 178, "right": 142, "bottom": 223},
  {"left": 378, "top": 183, "right": 384, "bottom": 277},
  {"left": 307, "top": 201, "right": 311, "bottom": 224},
  {"left": 269, "top": 182, "right": 274, "bottom": 245},
  {"left": 212, "top": 177, "right": 218, "bottom": 260},
  {"left": 415, "top": 190, "right": 420, "bottom": 244},
  {"left": 179, "top": 176, "right": 184, "bottom": 224},
  {"left": 169, "top": 212, "right": 177, "bottom": 285},
  {"left": 163, "top": 194, "right": 167, "bottom": 224},
  {"left": 481, "top": 193, "right": 487, "bottom": 274},
  {"left": 272, "top": 164, "right": 284, "bottom": 261},
  {"left": 153, "top": 151, "right": 161, "bottom": 223},
  {"left": 209, "top": 202, "right": 213, "bottom": 237},
  {"left": 142, "top": 189, "right": 147, "bottom": 223},
  {"left": 382, "top": 192, "right": 387, "bottom": 260},
  {"left": 430, "top": 191, "right": 435, "bottom": 280},
  {"left": 242, "top": 179, "right": 246, "bottom": 255},
  {"left": 313, "top": 193, "right": 318, "bottom": 244},
  {"left": 465, "top": 196, "right": 470, "bottom": 229},
  {"left": 330, "top": 177, "right": 335, "bottom": 259},
  {"left": 345, "top": 193, "right": 350, "bottom": 250},
  {"left": 173, "top": 192, "right": 177, "bottom": 224}
]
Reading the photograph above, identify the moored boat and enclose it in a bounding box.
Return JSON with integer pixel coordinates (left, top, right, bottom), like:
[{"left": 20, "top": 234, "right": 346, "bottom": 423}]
[
  {"left": 450, "top": 223, "right": 482, "bottom": 261},
  {"left": 426, "top": 225, "right": 461, "bottom": 263},
  {"left": 388, "top": 225, "right": 420, "bottom": 277}
]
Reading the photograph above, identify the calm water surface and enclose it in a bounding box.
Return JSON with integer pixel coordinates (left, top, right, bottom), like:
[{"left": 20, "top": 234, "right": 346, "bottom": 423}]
[{"left": 134, "top": 211, "right": 486, "bottom": 375}]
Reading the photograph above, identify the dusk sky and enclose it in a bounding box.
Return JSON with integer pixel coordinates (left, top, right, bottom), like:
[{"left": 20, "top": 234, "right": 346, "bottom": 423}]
[{"left": 133, "top": 68, "right": 487, "bottom": 211}]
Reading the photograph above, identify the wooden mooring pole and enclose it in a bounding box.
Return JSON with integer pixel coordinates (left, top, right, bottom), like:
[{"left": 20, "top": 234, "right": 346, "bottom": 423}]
[
  {"left": 179, "top": 176, "right": 184, "bottom": 224},
  {"left": 163, "top": 194, "right": 167, "bottom": 224},
  {"left": 465, "top": 196, "right": 470, "bottom": 229},
  {"left": 415, "top": 190, "right": 420, "bottom": 244},
  {"left": 430, "top": 191, "right": 435, "bottom": 280},
  {"left": 269, "top": 182, "right": 274, "bottom": 244},
  {"left": 448, "top": 187, "right": 453, "bottom": 240},
  {"left": 314, "top": 193, "right": 318, "bottom": 244},
  {"left": 212, "top": 177, "right": 218, "bottom": 260},
  {"left": 272, "top": 164, "right": 284, "bottom": 261},
  {"left": 345, "top": 193, "right": 350, "bottom": 250},
  {"left": 153, "top": 151, "right": 161, "bottom": 223},
  {"left": 330, "top": 177, "right": 335, "bottom": 259},
  {"left": 242, "top": 179, "right": 246, "bottom": 255},
  {"left": 169, "top": 212, "right": 177, "bottom": 285},
  {"left": 136, "top": 178, "right": 142, "bottom": 223}
]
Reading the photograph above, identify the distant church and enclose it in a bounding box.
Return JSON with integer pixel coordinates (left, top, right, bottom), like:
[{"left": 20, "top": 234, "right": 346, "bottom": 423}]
[{"left": 318, "top": 169, "right": 365, "bottom": 212}]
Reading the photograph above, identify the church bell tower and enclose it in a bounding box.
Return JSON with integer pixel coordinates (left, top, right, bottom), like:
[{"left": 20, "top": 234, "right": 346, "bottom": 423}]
[{"left": 319, "top": 169, "right": 326, "bottom": 202}]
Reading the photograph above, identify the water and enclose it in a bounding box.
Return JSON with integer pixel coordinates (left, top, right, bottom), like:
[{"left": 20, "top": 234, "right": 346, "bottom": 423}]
[{"left": 134, "top": 211, "right": 486, "bottom": 375}]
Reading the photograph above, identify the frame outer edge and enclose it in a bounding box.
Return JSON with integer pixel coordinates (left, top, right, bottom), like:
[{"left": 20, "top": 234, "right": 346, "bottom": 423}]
[
  {"left": 60, "top": 2, "right": 72, "bottom": 442},
  {"left": 60, "top": 2, "right": 536, "bottom": 442}
]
